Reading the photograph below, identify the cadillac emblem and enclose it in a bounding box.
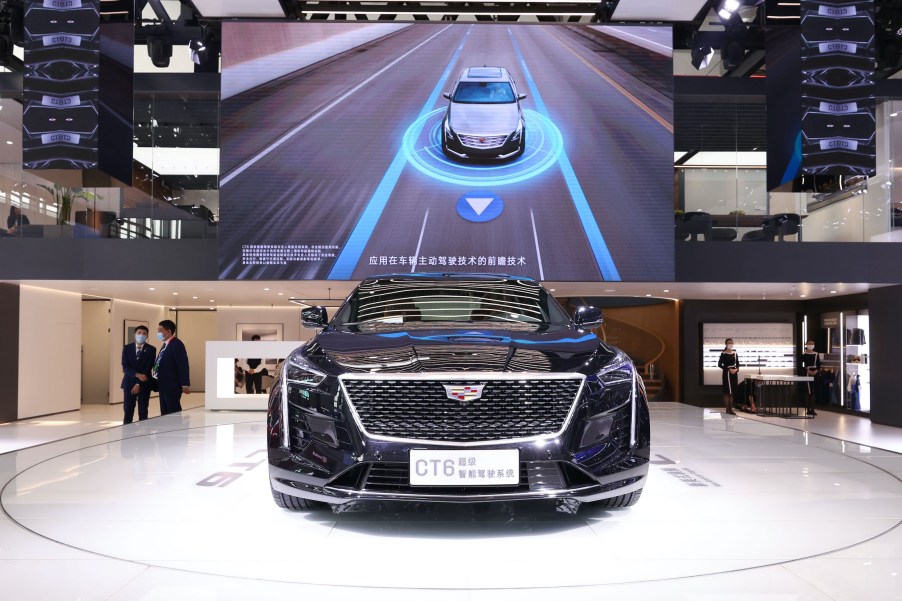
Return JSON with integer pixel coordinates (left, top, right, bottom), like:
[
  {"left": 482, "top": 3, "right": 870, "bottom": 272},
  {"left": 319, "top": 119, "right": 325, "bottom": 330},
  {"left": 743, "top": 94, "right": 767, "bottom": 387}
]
[{"left": 443, "top": 384, "right": 485, "bottom": 403}]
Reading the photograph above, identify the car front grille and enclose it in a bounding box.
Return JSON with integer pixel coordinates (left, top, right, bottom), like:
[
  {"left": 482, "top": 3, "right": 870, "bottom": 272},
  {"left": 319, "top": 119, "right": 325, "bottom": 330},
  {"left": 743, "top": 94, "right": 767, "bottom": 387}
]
[
  {"left": 458, "top": 133, "right": 508, "bottom": 149},
  {"left": 341, "top": 377, "right": 583, "bottom": 442}
]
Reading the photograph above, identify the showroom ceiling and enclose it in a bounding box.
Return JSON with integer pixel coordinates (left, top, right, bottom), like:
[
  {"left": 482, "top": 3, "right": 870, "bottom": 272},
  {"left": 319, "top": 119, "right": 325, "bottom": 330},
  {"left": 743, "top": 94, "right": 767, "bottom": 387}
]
[{"left": 12, "top": 280, "right": 876, "bottom": 309}]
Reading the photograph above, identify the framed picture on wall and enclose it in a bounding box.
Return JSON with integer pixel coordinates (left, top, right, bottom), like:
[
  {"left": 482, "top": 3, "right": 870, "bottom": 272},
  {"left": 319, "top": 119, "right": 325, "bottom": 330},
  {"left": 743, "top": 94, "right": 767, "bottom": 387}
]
[
  {"left": 124, "top": 319, "right": 149, "bottom": 346},
  {"left": 236, "top": 323, "right": 283, "bottom": 342}
]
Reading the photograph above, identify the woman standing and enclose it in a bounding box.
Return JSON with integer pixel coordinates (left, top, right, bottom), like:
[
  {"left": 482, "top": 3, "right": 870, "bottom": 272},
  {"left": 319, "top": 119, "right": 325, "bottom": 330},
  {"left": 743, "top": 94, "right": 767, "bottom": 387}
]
[
  {"left": 800, "top": 339, "right": 820, "bottom": 416},
  {"left": 718, "top": 338, "right": 740, "bottom": 415}
]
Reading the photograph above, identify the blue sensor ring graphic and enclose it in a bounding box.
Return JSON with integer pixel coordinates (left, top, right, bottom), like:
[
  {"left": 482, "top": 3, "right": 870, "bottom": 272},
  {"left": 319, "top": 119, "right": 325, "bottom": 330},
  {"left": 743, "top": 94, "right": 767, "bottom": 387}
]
[{"left": 402, "top": 108, "right": 564, "bottom": 187}]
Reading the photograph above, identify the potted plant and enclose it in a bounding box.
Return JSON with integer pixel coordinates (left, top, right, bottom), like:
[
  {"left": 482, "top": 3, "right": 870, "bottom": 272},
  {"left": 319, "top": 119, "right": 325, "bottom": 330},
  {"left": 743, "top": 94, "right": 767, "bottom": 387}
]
[{"left": 37, "top": 183, "right": 101, "bottom": 226}]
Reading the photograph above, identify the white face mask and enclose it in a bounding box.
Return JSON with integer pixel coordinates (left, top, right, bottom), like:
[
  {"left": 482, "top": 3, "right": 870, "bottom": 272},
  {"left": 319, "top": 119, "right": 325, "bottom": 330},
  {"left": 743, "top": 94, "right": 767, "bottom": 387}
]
[
  {"left": 806, "top": 344, "right": 815, "bottom": 350},
  {"left": 135, "top": 334, "right": 147, "bottom": 345},
  {"left": 726, "top": 344, "right": 733, "bottom": 350}
]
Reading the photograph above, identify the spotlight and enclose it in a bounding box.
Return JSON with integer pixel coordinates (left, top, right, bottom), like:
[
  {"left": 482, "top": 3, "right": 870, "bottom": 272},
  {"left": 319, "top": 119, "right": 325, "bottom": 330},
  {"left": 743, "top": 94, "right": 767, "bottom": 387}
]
[
  {"left": 189, "top": 39, "right": 208, "bottom": 66},
  {"left": 147, "top": 36, "right": 173, "bottom": 69},
  {"left": 717, "top": 0, "right": 742, "bottom": 23},
  {"left": 719, "top": 19, "right": 749, "bottom": 71},
  {"left": 721, "top": 38, "right": 745, "bottom": 70},
  {"left": 691, "top": 44, "right": 715, "bottom": 70}
]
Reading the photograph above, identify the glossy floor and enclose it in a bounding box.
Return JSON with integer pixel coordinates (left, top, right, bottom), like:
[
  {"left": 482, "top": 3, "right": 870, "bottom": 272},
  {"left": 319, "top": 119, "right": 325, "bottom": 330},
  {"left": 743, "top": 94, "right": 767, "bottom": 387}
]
[{"left": 1, "top": 404, "right": 901, "bottom": 600}]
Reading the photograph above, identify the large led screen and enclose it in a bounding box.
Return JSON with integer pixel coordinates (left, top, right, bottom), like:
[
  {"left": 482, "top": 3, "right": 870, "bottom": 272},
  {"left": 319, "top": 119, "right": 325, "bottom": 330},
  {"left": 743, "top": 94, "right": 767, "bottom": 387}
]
[{"left": 219, "top": 23, "right": 674, "bottom": 281}]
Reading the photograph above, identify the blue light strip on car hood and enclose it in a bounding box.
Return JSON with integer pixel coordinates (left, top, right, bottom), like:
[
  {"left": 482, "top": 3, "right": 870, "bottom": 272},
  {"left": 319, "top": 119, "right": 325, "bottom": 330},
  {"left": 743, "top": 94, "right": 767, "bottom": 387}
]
[{"left": 374, "top": 330, "right": 597, "bottom": 345}]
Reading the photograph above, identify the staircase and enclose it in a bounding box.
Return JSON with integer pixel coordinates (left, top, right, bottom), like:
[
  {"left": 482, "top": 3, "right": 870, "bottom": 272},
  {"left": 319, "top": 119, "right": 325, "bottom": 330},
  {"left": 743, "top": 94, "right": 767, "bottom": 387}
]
[
  {"left": 636, "top": 364, "right": 665, "bottom": 402},
  {"left": 597, "top": 316, "right": 667, "bottom": 402}
]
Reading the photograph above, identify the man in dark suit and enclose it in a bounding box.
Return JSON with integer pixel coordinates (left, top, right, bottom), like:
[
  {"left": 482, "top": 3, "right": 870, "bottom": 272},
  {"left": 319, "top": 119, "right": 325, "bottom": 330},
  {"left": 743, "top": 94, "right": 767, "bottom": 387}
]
[
  {"left": 153, "top": 319, "right": 190, "bottom": 415},
  {"left": 121, "top": 325, "right": 156, "bottom": 424}
]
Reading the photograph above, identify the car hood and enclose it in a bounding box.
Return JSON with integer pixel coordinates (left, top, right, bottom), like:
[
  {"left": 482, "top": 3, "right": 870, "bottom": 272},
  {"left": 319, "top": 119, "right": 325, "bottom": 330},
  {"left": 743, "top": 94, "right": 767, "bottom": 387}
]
[
  {"left": 303, "top": 325, "right": 617, "bottom": 375},
  {"left": 449, "top": 103, "right": 520, "bottom": 135}
]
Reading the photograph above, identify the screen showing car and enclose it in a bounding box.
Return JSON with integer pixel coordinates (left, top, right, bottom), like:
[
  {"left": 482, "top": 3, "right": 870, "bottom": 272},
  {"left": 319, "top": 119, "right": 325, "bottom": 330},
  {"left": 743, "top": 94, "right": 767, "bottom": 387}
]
[{"left": 218, "top": 22, "right": 674, "bottom": 282}]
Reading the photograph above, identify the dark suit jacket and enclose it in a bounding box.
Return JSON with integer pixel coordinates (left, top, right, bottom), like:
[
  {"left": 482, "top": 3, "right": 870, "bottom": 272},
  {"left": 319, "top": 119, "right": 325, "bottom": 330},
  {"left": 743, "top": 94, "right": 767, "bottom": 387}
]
[
  {"left": 155, "top": 336, "right": 190, "bottom": 392},
  {"left": 121, "top": 342, "right": 156, "bottom": 391}
]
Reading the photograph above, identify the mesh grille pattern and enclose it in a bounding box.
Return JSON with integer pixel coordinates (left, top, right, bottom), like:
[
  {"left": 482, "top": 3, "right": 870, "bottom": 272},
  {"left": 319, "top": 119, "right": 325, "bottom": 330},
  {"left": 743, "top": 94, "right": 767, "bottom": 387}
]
[
  {"left": 458, "top": 134, "right": 508, "bottom": 148},
  {"left": 343, "top": 378, "right": 582, "bottom": 442}
]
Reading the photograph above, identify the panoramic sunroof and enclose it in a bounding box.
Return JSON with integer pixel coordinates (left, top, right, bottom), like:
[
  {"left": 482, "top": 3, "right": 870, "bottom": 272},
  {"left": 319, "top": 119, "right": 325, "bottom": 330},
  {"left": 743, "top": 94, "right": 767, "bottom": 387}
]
[{"left": 468, "top": 67, "right": 503, "bottom": 78}]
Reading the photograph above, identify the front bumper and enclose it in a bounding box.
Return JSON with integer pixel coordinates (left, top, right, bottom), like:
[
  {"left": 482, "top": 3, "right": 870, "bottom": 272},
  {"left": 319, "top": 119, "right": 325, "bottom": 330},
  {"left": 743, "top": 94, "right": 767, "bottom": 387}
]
[
  {"left": 270, "top": 458, "right": 647, "bottom": 505},
  {"left": 443, "top": 133, "right": 522, "bottom": 160},
  {"left": 269, "top": 395, "right": 650, "bottom": 505}
]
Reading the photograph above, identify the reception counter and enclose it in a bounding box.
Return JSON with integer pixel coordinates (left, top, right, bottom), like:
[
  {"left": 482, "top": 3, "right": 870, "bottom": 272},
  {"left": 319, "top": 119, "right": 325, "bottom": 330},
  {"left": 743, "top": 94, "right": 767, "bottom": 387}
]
[{"left": 744, "top": 374, "right": 814, "bottom": 418}]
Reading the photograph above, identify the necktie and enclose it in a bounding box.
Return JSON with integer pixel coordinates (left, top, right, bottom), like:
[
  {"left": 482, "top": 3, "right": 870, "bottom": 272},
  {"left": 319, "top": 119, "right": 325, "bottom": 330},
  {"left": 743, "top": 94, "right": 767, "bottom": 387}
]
[{"left": 153, "top": 342, "right": 166, "bottom": 379}]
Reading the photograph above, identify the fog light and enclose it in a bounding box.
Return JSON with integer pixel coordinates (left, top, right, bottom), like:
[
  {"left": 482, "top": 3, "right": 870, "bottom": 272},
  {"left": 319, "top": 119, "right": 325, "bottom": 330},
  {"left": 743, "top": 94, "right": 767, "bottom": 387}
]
[{"left": 579, "top": 414, "right": 614, "bottom": 448}]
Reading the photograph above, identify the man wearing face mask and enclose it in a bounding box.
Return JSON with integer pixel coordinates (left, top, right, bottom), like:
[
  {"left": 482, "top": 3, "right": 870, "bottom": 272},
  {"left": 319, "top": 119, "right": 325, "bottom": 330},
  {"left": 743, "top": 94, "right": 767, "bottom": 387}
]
[
  {"left": 152, "top": 319, "right": 191, "bottom": 415},
  {"left": 120, "top": 325, "right": 157, "bottom": 424},
  {"left": 800, "top": 340, "right": 821, "bottom": 417}
]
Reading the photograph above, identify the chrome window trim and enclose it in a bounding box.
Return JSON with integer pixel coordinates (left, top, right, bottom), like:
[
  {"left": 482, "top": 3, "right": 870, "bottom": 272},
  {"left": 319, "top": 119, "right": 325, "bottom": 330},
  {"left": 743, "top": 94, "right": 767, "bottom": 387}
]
[
  {"left": 280, "top": 362, "right": 290, "bottom": 449},
  {"left": 338, "top": 372, "right": 586, "bottom": 448},
  {"left": 630, "top": 367, "right": 637, "bottom": 448}
]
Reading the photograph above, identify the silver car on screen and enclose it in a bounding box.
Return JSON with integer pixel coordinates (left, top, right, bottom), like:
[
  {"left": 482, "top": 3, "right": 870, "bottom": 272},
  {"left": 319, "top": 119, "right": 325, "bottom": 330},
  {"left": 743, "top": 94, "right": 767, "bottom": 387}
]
[{"left": 442, "top": 67, "right": 527, "bottom": 160}]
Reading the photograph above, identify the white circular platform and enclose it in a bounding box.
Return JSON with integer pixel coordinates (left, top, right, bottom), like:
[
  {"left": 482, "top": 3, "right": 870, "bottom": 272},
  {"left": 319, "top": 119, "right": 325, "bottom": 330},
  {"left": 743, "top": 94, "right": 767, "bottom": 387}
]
[{"left": 2, "top": 406, "right": 901, "bottom": 589}]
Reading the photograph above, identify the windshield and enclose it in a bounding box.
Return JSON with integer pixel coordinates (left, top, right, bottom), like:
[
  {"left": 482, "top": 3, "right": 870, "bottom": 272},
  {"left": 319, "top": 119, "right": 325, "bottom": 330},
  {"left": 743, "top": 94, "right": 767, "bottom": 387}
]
[
  {"left": 333, "top": 278, "right": 570, "bottom": 328},
  {"left": 452, "top": 82, "right": 516, "bottom": 104}
]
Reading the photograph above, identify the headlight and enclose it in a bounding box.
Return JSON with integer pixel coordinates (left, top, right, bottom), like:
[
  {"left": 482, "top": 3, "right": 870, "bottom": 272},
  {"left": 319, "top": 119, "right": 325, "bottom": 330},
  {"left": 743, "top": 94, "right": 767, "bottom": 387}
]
[
  {"left": 597, "top": 351, "right": 633, "bottom": 386},
  {"left": 284, "top": 353, "right": 326, "bottom": 388},
  {"left": 585, "top": 351, "right": 634, "bottom": 415},
  {"left": 510, "top": 120, "right": 523, "bottom": 142},
  {"left": 443, "top": 119, "right": 454, "bottom": 140},
  {"left": 580, "top": 352, "right": 635, "bottom": 447}
]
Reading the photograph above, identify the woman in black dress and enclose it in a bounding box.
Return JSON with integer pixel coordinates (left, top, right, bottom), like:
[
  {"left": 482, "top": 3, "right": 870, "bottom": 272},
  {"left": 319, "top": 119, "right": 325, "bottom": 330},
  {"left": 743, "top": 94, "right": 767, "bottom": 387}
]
[
  {"left": 800, "top": 340, "right": 820, "bottom": 416},
  {"left": 718, "top": 338, "right": 740, "bottom": 415}
]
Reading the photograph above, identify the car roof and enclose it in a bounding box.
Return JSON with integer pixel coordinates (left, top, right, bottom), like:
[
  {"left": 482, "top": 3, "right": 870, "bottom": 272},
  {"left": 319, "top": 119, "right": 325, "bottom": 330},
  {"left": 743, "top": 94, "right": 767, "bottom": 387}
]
[{"left": 458, "top": 67, "right": 511, "bottom": 83}]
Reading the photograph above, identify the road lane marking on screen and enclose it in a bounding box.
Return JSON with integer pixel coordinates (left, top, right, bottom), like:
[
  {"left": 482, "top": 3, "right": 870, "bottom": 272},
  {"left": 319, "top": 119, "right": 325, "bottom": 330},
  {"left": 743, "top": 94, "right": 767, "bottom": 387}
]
[
  {"left": 411, "top": 209, "right": 430, "bottom": 273},
  {"left": 530, "top": 208, "right": 545, "bottom": 280},
  {"left": 329, "top": 28, "right": 471, "bottom": 279},
  {"left": 509, "top": 28, "right": 621, "bottom": 281},
  {"left": 221, "top": 25, "right": 454, "bottom": 187},
  {"left": 598, "top": 25, "right": 672, "bottom": 55},
  {"left": 546, "top": 27, "right": 673, "bottom": 134}
]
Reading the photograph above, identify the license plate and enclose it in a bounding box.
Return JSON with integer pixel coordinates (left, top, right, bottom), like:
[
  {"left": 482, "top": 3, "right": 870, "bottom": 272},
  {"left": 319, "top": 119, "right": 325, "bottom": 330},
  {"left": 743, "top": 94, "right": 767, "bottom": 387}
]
[{"left": 409, "top": 449, "right": 519, "bottom": 486}]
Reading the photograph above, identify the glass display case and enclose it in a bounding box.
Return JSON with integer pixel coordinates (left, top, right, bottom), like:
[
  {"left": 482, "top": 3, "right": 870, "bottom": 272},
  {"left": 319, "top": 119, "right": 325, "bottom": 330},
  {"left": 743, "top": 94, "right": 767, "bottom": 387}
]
[
  {"left": 701, "top": 323, "right": 795, "bottom": 386},
  {"left": 817, "top": 310, "right": 870, "bottom": 413}
]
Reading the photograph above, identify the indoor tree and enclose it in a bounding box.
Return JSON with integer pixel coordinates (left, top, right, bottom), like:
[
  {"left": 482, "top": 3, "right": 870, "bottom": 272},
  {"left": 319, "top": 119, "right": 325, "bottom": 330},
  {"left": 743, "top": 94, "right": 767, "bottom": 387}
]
[{"left": 37, "top": 183, "right": 101, "bottom": 225}]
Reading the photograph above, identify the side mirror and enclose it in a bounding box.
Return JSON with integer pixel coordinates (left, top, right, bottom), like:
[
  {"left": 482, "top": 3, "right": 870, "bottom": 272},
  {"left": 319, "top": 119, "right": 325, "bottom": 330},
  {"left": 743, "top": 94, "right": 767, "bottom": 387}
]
[
  {"left": 574, "top": 306, "right": 603, "bottom": 329},
  {"left": 442, "top": 92, "right": 452, "bottom": 100},
  {"left": 301, "top": 306, "right": 328, "bottom": 329},
  {"left": 518, "top": 93, "right": 527, "bottom": 100}
]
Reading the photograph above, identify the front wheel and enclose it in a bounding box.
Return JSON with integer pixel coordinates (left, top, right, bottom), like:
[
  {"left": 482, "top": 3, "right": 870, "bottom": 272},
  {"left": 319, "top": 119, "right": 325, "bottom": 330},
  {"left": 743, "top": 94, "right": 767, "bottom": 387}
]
[{"left": 271, "top": 487, "right": 329, "bottom": 511}]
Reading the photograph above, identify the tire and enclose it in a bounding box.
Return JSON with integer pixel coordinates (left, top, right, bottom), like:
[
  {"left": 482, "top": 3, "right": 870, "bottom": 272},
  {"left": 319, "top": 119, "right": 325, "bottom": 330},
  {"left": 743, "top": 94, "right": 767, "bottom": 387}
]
[
  {"left": 588, "top": 488, "right": 643, "bottom": 509},
  {"left": 271, "top": 487, "right": 329, "bottom": 511}
]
